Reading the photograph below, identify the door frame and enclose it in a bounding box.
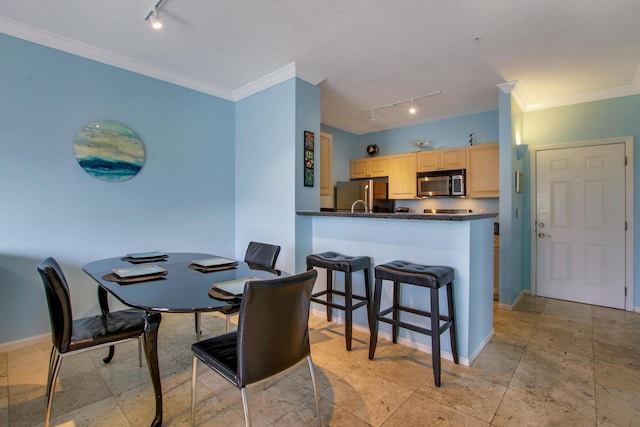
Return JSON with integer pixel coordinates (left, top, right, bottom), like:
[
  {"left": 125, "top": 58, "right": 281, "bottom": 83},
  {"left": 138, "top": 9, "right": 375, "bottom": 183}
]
[{"left": 529, "top": 136, "right": 634, "bottom": 311}]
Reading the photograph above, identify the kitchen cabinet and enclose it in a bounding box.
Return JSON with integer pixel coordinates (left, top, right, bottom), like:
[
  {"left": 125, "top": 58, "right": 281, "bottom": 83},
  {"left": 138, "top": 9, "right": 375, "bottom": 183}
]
[
  {"left": 319, "top": 132, "right": 333, "bottom": 197},
  {"left": 416, "top": 147, "right": 466, "bottom": 172},
  {"left": 388, "top": 153, "right": 416, "bottom": 199},
  {"left": 350, "top": 156, "right": 389, "bottom": 179},
  {"left": 466, "top": 143, "right": 499, "bottom": 198}
]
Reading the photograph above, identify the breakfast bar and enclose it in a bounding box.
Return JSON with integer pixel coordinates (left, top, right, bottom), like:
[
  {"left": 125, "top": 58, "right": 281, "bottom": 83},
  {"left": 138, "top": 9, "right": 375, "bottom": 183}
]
[{"left": 297, "top": 210, "right": 497, "bottom": 365}]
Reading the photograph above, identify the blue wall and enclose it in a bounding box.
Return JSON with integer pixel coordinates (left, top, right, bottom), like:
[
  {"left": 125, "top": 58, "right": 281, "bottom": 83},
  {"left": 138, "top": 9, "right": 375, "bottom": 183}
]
[
  {"left": 355, "top": 110, "right": 499, "bottom": 156},
  {"left": 0, "top": 34, "right": 236, "bottom": 344}
]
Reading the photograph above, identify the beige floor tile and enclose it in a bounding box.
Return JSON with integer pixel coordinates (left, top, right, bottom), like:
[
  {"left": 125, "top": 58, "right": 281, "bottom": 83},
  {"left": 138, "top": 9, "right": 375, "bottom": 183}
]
[
  {"left": 541, "top": 298, "right": 593, "bottom": 324},
  {"left": 527, "top": 324, "right": 594, "bottom": 359},
  {"left": 594, "top": 359, "right": 640, "bottom": 393},
  {"left": 414, "top": 363, "right": 507, "bottom": 424},
  {"left": 48, "top": 396, "right": 130, "bottom": 427},
  {"left": 595, "top": 383, "right": 640, "bottom": 427},
  {"left": 382, "top": 392, "right": 489, "bottom": 427},
  {"left": 513, "top": 294, "right": 548, "bottom": 314},
  {"left": 593, "top": 339, "right": 640, "bottom": 369},
  {"left": 462, "top": 346, "right": 519, "bottom": 387},
  {"left": 0, "top": 407, "right": 7, "bottom": 427},
  {"left": 363, "top": 343, "right": 433, "bottom": 390},
  {"left": 321, "top": 366, "right": 413, "bottom": 426},
  {"left": 493, "top": 386, "right": 596, "bottom": 427},
  {"left": 508, "top": 347, "right": 595, "bottom": 399}
]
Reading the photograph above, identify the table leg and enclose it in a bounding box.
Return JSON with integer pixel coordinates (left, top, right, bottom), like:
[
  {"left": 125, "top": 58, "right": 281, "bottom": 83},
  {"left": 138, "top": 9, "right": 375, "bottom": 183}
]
[{"left": 143, "top": 311, "right": 163, "bottom": 427}]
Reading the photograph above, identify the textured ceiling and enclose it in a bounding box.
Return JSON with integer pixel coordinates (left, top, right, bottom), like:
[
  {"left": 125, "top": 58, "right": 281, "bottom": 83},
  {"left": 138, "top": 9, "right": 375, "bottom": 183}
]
[{"left": 1, "top": 0, "right": 639, "bottom": 134}]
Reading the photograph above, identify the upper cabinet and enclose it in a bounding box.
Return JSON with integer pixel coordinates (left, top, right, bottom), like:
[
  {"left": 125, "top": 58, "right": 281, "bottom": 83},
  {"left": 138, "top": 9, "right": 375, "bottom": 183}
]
[
  {"left": 350, "top": 156, "right": 389, "bottom": 179},
  {"left": 466, "top": 143, "right": 499, "bottom": 198},
  {"left": 416, "top": 147, "right": 466, "bottom": 172},
  {"left": 388, "top": 153, "right": 416, "bottom": 199}
]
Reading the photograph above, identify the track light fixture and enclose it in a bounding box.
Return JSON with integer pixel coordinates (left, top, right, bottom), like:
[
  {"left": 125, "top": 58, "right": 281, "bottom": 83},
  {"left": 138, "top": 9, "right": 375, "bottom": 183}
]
[
  {"left": 364, "top": 90, "right": 442, "bottom": 119},
  {"left": 144, "top": 0, "right": 167, "bottom": 30}
]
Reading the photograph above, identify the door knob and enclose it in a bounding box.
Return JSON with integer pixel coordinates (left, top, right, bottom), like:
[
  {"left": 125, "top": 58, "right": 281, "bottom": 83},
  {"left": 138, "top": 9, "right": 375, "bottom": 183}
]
[{"left": 537, "top": 233, "right": 551, "bottom": 238}]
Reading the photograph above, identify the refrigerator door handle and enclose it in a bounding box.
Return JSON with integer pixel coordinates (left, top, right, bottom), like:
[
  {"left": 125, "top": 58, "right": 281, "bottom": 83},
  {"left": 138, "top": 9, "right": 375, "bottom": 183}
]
[{"left": 364, "top": 184, "right": 369, "bottom": 210}]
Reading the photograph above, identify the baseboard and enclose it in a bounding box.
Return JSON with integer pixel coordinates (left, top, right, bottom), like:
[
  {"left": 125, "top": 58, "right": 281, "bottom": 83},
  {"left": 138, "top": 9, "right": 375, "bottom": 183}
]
[
  {"left": 0, "top": 333, "right": 49, "bottom": 353},
  {"left": 497, "top": 289, "right": 526, "bottom": 311}
]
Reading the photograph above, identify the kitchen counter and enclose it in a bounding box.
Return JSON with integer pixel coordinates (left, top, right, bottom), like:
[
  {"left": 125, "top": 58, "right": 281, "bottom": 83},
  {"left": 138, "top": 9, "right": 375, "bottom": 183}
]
[
  {"left": 297, "top": 211, "right": 495, "bottom": 365},
  {"left": 297, "top": 210, "right": 497, "bottom": 221}
]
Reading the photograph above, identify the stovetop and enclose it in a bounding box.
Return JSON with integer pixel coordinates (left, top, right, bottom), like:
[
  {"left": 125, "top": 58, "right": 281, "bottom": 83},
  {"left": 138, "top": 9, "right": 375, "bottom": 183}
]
[{"left": 423, "top": 209, "right": 473, "bottom": 214}]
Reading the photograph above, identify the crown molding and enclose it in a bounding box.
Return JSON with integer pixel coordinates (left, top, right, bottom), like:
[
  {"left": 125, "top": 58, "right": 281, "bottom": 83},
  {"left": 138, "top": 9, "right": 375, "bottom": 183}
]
[
  {"left": 497, "top": 80, "right": 528, "bottom": 111},
  {"left": 232, "top": 62, "right": 325, "bottom": 101},
  {"left": 524, "top": 69, "right": 640, "bottom": 111},
  {"left": 1, "top": 14, "right": 326, "bottom": 103}
]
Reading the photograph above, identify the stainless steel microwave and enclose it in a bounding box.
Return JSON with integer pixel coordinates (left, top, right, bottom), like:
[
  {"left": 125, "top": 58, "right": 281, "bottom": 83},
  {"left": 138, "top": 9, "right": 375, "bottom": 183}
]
[{"left": 417, "top": 170, "right": 465, "bottom": 197}]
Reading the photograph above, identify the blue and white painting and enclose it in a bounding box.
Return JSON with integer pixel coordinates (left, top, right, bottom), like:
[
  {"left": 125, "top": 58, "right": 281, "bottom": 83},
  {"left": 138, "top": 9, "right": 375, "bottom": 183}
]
[{"left": 74, "top": 120, "right": 145, "bottom": 183}]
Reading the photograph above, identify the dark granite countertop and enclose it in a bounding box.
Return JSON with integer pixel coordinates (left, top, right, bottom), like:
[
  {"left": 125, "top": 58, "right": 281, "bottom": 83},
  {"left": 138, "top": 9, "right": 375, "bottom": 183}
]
[{"left": 297, "top": 211, "right": 498, "bottom": 221}]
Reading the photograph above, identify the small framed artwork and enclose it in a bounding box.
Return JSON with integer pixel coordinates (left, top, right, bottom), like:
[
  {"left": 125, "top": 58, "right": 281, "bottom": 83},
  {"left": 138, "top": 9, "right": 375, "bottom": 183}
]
[{"left": 304, "top": 131, "right": 314, "bottom": 187}]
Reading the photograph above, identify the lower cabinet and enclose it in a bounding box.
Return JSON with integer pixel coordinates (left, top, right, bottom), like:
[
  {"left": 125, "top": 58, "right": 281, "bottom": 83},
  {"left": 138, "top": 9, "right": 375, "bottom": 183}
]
[{"left": 388, "top": 153, "right": 416, "bottom": 199}]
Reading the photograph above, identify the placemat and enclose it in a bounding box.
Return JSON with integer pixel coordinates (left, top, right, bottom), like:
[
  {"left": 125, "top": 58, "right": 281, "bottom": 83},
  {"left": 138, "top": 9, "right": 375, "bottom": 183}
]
[
  {"left": 121, "top": 255, "right": 169, "bottom": 264},
  {"left": 102, "top": 272, "right": 167, "bottom": 285},
  {"left": 189, "top": 262, "right": 238, "bottom": 273},
  {"left": 208, "top": 287, "right": 242, "bottom": 301}
]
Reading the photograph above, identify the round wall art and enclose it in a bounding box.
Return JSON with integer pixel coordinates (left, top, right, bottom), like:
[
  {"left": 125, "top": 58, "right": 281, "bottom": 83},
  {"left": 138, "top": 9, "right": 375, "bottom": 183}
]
[{"left": 73, "top": 120, "right": 145, "bottom": 183}]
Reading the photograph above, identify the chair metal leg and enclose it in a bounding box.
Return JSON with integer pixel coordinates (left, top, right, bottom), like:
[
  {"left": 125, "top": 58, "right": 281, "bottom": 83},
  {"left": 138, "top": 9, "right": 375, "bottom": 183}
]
[
  {"left": 46, "top": 347, "right": 56, "bottom": 397},
  {"left": 241, "top": 387, "right": 251, "bottom": 427},
  {"left": 307, "top": 355, "right": 322, "bottom": 427},
  {"left": 138, "top": 336, "right": 143, "bottom": 367},
  {"left": 45, "top": 352, "right": 63, "bottom": 427},
  {"left": 226, "top": 314, "right": 232, "bottom": 333},
  {"left": 191, "top": 356, "right": 198, "bottom": 425}
]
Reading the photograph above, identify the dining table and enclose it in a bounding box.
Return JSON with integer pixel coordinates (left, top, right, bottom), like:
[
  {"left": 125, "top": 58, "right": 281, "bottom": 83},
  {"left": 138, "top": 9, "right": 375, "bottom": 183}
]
[{"left": 83, "top": 252, "right": 285, "bottom": 427}]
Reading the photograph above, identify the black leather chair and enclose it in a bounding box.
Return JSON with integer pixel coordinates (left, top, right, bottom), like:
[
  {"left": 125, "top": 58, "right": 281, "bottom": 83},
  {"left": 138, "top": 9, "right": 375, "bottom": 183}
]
[
  {"left": 195, "top": 241, "right": 281, "bottom": 338},
  {"left": 191, "top": 270, "right": 321, "bottom": 427},
  {"left": 38, "top": 257, "right": 147, "bottom": 427}
]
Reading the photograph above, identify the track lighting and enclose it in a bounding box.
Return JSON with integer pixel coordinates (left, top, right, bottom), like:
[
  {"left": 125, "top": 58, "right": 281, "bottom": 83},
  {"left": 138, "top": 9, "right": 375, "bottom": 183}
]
[
  {"left": 409, "top": 99, "right": 416, "bottom": 114},
  {"left": 149, "top": 10, "right": 162, "bottom": 29},
  {"left": 364, "top": 91, "right": 441, "bottom": 120},
  {"left": 144, "top": 0, "right": 167, "bottom": 30}
]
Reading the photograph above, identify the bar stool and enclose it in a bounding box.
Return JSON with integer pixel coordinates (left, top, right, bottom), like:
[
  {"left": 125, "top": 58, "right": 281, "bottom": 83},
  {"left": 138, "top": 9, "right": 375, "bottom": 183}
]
[
  {"left": 306, "top": 251, "right": 372, "bottom": 351},
  {"left": 368, "top": 260, "right": 458, "bottom": 386}
]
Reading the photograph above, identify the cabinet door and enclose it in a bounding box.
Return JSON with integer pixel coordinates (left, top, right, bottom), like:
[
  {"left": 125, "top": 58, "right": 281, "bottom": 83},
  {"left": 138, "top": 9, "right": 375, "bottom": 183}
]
[
  {"left": 388, "top": 153, "right": 416, "bottom": 199},
  {"left": 369, "top": 156, "right": 389, "bottom": 177},
  {"left": 416, "top": 151, "right": 440, "bottom": 172},
  {"left": 441, "top": 147, "right": 466, "bottom": 170},
  {"left": 320, "top": 132, "right": 333, "bottom": 196},
  {"left": 350, "top": 158, "right": 369, "bottom": 179},
  {"left": 466, "top": 143, "right": 499, "bottom": 197}
]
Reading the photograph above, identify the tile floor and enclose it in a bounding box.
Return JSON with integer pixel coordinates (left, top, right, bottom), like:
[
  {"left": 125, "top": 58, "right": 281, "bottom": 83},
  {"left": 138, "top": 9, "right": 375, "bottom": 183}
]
[{"left": 1, "top": 294, "right": 640, "bottom": 426}]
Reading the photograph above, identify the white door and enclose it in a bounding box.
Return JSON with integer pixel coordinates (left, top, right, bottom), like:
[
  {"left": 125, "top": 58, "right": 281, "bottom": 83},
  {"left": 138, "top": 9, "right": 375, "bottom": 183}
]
[{"left": 535, "top": 143, "right": 626, "bottom": 308}]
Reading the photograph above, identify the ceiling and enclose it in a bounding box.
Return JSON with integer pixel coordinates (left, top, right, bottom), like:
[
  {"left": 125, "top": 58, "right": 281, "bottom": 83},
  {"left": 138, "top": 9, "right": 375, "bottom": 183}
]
[{"left": 1, "top": 0, "right": 640, "bottom": 135}]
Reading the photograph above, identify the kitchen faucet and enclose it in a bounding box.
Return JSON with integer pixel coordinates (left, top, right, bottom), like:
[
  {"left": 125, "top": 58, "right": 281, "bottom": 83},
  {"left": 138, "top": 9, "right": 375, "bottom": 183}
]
[{"left": 351, "top": 199, "right": 368, "bottom": 213}]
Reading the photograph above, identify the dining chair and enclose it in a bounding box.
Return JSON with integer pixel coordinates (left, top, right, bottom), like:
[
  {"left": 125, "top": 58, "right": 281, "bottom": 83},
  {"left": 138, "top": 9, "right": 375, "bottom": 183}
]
[
  {"left": 195, "top": 241, "right": 281, "bottom": 338},
  {"left": 191, "top": 269, "right": 321, "bottom": 427},
  {"left": 37, "top": 257, "right": 147, "bottom": 427}
]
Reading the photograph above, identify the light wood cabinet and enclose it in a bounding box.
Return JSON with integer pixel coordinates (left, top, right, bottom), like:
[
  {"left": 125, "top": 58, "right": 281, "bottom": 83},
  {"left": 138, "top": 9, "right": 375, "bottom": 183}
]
[
  {"left": 388, "top": 153, "right": 416, "bottom": 199},
  {"left": 466, "top": 143, "right": 499, "bottom": 198},
  {"left": 416, "top": 147, "right": 466, "bottom": 172},
  {"left": 349, "top": 156, "right": 389, "bottom": 179},
  {"left": 319, "top": 132, "right": 333, "bottom": 196}
]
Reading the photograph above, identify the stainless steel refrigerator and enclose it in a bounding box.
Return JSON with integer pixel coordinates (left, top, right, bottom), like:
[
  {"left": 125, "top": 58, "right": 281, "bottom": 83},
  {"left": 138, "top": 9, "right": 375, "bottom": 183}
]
[{"left": 335, "top": 180, "right": 394, "bottom": 212}]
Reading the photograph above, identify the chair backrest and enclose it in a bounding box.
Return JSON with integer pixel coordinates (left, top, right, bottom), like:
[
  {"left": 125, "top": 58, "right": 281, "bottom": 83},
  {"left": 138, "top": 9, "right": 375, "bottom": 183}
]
[
  {"left": 243, "top": 241, "right": 281, "bottom": 269},
  {"left": 236, "top": 269, "right": 317, "bottom": 386},
  {"left": 37, "top": 257, "right": 73, "bottom": 353}
]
